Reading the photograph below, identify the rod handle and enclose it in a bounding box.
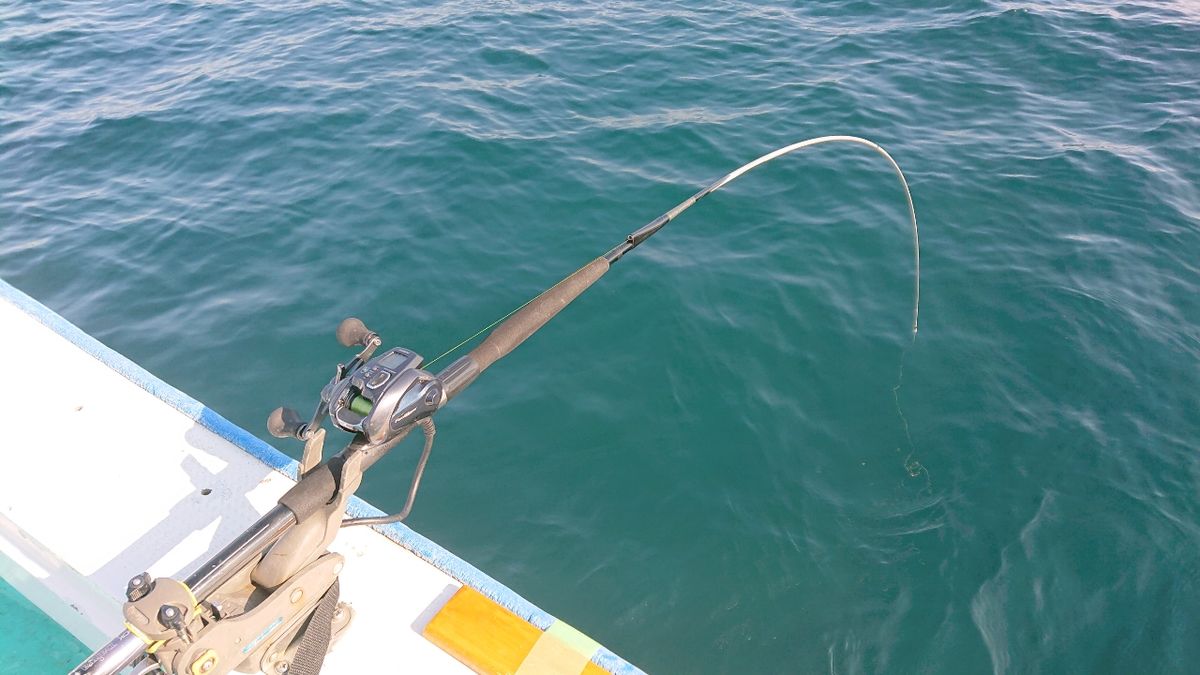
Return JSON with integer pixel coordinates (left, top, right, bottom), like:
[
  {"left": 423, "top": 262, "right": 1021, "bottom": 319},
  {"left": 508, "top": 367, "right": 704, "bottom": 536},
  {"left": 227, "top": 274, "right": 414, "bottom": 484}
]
[{"left": 469, "top": 257, "right": 609, "bottom": 372}]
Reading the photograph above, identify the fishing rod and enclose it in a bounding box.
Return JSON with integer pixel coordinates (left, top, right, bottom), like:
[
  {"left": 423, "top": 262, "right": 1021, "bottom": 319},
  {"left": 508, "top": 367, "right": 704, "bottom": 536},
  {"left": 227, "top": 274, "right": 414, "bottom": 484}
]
[{"left": 70, "top": 136, "right": 918, "bottom": 675}]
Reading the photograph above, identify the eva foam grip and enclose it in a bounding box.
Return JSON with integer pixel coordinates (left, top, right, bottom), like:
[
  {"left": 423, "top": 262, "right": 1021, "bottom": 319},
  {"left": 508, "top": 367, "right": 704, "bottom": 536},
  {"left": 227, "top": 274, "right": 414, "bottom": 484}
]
[{"left": 468, "top": 257, "right": 610, "bottom": 372}]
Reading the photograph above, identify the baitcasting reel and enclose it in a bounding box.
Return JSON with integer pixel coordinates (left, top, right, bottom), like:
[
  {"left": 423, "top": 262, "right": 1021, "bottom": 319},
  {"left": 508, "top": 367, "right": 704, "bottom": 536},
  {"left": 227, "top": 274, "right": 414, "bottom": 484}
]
[
  {"left": 268, "top": 318, "right": 445, "bottom": 449},
  {"left": 107, "top": 318, "right": 452, "bottom": 675}
]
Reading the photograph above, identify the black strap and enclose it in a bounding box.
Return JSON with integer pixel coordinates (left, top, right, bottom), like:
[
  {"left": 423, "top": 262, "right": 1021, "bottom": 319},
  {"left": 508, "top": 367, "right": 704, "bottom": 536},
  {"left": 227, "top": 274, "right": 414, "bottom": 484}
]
[{"left": 289, "top": 579, "right": 340, "bottom": 675}]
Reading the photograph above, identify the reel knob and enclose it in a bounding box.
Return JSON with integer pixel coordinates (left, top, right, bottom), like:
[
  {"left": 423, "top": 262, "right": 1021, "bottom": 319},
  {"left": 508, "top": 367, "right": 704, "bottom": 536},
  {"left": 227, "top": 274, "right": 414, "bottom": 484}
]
[
  {"left": 336, "top": 317, "right": 376, "bottom": 348},
  {"left": 267, "top": 406, "right": 306, "bottom": 439}
]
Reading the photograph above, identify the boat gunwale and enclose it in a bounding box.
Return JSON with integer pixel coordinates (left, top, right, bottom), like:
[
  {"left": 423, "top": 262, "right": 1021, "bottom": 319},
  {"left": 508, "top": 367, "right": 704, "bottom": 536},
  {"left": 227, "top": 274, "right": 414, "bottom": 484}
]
[{"left": 0, "top": 277, "right": 643, "bottom": 675}]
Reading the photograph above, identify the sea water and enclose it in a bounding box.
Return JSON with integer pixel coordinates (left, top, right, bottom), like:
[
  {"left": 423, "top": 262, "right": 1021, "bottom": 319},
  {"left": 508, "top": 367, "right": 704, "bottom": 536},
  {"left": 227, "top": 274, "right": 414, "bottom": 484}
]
[{"left": 2, "top": 2, "right": 1198, "bottom": 672}]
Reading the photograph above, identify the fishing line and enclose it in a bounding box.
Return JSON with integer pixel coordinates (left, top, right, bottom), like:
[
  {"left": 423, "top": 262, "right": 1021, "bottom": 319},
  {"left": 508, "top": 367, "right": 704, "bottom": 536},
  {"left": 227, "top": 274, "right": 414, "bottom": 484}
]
[
  {"left": 423, "top": 299, "right": 536, "bottom": 370},
  {"left": 428, "top": 134, "right": 920, "bottom": 366},
  {"left": 685, "top": 135, "right": 923, "bottom": 473},
  {"left": 71, "top": 138, "right": 927, "bottom": 675},
  {"left": 429, "top": 137, "right": 922, "bottom": 470}
]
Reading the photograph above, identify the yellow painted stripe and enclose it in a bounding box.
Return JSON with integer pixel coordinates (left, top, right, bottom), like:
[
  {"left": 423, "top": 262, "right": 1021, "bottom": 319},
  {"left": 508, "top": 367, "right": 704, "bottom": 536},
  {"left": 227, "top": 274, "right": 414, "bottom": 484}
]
[
  {"left": 422, "top": 586, "right": 609, "bottom": 675},
  {"left": 423, "top": 586, "right": 541, "bottom": 673}
]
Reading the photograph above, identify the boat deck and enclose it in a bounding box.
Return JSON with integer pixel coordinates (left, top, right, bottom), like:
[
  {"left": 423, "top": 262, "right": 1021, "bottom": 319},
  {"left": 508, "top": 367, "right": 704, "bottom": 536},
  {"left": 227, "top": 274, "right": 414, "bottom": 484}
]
[{"left": 0, "top": 278, "right": 641, "bottom": 675}]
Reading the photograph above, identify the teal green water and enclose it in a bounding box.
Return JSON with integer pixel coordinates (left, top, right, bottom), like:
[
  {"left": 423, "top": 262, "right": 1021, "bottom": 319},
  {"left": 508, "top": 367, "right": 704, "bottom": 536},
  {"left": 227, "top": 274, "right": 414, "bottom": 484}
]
[
  {"left": 0, "top": 577, "right": 89, "bottom": 673},
  {"left": 2, "top": 2, "right": 1198, "bottom": 673}
]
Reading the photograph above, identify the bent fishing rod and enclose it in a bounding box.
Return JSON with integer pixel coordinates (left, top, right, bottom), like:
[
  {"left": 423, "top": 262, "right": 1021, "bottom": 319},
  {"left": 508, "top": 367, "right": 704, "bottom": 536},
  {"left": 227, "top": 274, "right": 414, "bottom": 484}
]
[{"left": 71, "top": 136, "right": 918, "bottom": 675}]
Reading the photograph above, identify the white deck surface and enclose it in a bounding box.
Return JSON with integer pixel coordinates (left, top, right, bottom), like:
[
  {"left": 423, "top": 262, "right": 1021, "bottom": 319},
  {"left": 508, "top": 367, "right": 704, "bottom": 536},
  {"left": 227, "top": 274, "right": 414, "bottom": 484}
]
[{"left": 0, "top": 294, "right": 471, "bottom": 672}]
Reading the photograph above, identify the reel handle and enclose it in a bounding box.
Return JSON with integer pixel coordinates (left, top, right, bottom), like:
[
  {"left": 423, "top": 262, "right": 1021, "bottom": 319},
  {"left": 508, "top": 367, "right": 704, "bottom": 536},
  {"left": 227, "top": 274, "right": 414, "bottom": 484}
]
[
  {"left": 336, "top": 317, "right": 376, "bottom": 348},
  {"left": 267, "top": 406, "right": 306, "bottom": 439}
]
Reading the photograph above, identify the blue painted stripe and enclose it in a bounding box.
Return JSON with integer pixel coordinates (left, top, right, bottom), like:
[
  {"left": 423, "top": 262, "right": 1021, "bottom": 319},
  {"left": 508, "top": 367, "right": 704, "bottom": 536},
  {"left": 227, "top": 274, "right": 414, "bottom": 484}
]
[{"left": 0, "top": 277, "right": 646, "bottom": 675}]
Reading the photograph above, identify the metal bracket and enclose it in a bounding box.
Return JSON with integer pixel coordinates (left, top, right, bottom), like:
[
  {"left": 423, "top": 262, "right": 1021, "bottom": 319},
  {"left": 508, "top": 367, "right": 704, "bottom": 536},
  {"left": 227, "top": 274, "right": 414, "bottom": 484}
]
[
  {"left": 164, "top": 553, "right": 345, "bottom": 675},
  {"left": 259, "top": 598, "right": 353, "bottom": 674},
  {"left": 299, "top": 428, "right": 326, "bottom": 477},
  {"left": 122, "top": 577, "right": 202, "bottom": 650},
  {"left": 253, "top": 450, "right": 364, "bottom": 590}
]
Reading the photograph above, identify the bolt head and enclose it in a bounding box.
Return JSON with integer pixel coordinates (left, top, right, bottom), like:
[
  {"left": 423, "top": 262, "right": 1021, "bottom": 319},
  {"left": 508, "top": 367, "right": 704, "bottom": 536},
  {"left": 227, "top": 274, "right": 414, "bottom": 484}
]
[
  {"left": 125, "top": 572, "right": 153, "bottom": 602},
  {"left": 275, "top": 661, "right": 289, "bottom": 674},
  {"left": 158, "top": 603, "right": 185, "bottom": 629},
  {"left": 199, "top": 657, "right": 215, "bottom": 673}
]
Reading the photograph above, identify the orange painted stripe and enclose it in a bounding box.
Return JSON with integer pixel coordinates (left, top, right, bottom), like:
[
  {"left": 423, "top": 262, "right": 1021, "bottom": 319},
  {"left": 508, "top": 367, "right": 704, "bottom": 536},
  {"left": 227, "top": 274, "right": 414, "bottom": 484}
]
[
  {"left": 422, "top": 586, "right": 606, "bottom": 675},
  {"left": 423, "top": 586, "right": 542, "bottom": 674}
]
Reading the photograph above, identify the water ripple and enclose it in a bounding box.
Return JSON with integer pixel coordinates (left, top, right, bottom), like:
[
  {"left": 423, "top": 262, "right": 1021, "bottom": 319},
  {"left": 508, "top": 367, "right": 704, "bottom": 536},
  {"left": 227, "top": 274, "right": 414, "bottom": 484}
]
[{"left": 2, "top": 1, "right": 1199, "bottom": 673}]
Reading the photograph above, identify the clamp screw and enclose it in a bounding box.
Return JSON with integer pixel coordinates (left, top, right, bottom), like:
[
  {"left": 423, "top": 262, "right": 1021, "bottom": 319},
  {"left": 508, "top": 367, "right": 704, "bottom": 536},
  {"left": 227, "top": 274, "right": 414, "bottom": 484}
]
[
  {"left": 275, "top": 662, "right": 290, "bottom": 674},
  {"left": 125, "top": 572, "right": 152, "bottom": 602},
  {"left": 159, "top": 603, "right": 186, "bottom": 632}
]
